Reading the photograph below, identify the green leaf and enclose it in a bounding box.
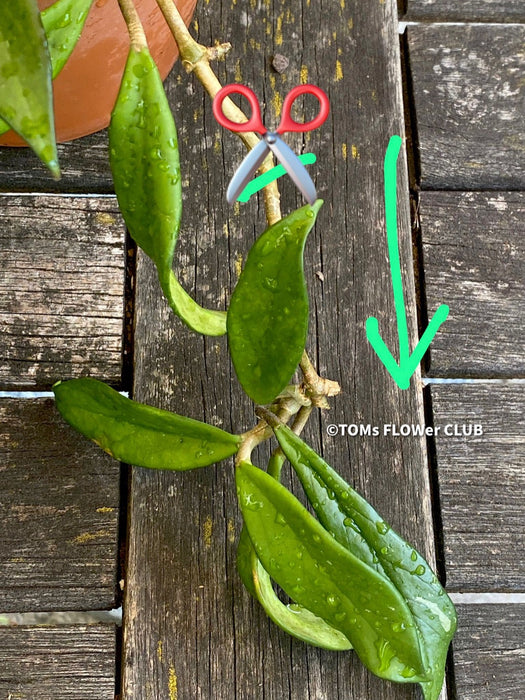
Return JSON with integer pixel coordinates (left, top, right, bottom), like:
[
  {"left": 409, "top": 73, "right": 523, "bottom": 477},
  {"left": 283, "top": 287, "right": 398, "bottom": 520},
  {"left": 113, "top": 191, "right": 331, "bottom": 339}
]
[
  {"left": 227, "top": 202, "right": 322, "bottom": 404},
  {"left": 44, "top": 0, "right": 94, "bottom": 78},
  {"left": 237, "top": 449, "right": 289, "bottom": 595},
  {"left": 271, "top": 422, "right": 457, "bottom": 700},
  {"left": 0, "top": 0, "right": 59, "bottom": 176},
  {"left": 109, "top": 47, "right": 181, "bottom": 273},
  {"left": 53, "top": 378, "right": 240, "bottom": 470},
  {"left": 0, "top": 0, "right": 94, "bottom": 137},
  {"left": 161, "top": 270, "right": 227, "bottom": 336},
  {"left": 238, "top": 453, "right": 352, "bottom": 651},
  {"left": 109, "top": 46, "right": 226, "bottom": 336},
  {"left": 236, "top": 461, "right": 428, "bottom": 682},
  {"left": 252, "top": 539, "right": 352, "bottom": 650},
  {"left": 236, "top": 525, "right": 258, "bottom": 598}
]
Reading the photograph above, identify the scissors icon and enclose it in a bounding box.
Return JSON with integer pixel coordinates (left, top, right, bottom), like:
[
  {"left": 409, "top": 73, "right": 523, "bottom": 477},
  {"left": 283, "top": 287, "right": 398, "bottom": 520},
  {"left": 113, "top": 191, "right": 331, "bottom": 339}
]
[{"left": 212, "top": 84, "right": 330, "bottom": 205}]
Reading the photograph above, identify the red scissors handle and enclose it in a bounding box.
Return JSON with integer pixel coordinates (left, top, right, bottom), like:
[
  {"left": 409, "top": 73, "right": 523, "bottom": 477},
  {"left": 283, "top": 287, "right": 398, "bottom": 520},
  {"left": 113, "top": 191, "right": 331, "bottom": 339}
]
[
  {"left": 212, "top": 84, "right": 266, "bottom": 134},
  {"left": 277, "top": 85, "right": 330, "bottom": 134}
]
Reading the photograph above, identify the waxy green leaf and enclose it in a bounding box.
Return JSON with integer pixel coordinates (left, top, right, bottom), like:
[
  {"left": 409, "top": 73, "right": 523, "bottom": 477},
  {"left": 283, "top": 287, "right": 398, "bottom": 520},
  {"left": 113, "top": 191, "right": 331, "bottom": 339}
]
[
  {"left": 43, "top": 0, "right": 94, "bottom": 78},
  {"left": 236, "top": 461, "right": 427, "bottom": 682},
  {"left": 252, "top": 540, "right": 352, "bottom": 650},
  {"left": 227, "top": 202, "right": 322, "bottom": 404},
  {"left": 237, "top": 450, "right": 352, "bottom": 651},
  {"left": 236, "top": 525, "right": 258, "bottom": 598},
  {"left": 53, "top": 378, "right": 240, "bottom": 470},
  {"left": 162, "top": 271, "right": 227, "bottom": 336},
  {"left": 0, "top": 0, "right": 94, "bottom": 137},
  {"left": 271, "top": 423, "right": 457, "bottom": 700},
  {"left": 236, "top": 443, "right": 287, "bottom": 596},
  {"left": 0, "top": 0, "right": 59, "bottom": 176},
  {"left": 109, "top": 46, "right": 226, "bottom": 336},
  {"left": 109, "top": 47, "right": 181, "bottom": 274}
]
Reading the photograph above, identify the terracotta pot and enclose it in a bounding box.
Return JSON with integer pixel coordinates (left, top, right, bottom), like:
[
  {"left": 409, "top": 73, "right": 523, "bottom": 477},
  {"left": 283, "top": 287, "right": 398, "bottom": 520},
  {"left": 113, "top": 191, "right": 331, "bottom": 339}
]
[{"left": 0, "top": 0, "right": 197, "bottom": 145}]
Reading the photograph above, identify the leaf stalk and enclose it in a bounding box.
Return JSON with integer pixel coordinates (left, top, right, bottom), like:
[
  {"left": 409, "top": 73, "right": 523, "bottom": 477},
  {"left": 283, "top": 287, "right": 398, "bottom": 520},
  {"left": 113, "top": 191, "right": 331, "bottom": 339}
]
[{"left": 117, "top": 0, "right": 147, "bottom": 50}]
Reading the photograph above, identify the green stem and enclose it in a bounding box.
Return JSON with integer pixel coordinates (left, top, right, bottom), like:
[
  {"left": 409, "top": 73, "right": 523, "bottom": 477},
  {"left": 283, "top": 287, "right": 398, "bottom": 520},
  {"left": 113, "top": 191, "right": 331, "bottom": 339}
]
[
  {"left": 267, "top": 405, "right": 312, "bottom": 479},
  {"left": 154, "top": 1, "right": 340, "bottom": 452}
]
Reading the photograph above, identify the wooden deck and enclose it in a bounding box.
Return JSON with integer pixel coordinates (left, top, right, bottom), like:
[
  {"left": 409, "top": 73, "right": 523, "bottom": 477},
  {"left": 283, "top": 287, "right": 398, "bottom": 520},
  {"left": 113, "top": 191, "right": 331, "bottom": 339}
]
[{"left": 0, "top": 0, "right": 523, "bottom": 698}]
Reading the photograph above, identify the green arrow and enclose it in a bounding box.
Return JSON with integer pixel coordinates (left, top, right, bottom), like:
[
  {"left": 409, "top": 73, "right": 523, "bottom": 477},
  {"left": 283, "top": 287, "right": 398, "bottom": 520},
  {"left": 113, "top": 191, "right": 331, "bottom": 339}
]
[{"left": 366, "top": 135, "right": 449, "bottom": 390}]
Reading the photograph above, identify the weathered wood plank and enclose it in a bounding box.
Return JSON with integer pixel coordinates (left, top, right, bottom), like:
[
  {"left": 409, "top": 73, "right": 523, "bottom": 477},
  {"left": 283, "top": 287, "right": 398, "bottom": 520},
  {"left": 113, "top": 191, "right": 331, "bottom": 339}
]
[
  {"left": 0, "top": 133, "right": 112, "bottom": 194},
  {"left": 0, "top": 625, "right": 116, "bottom": 699},
  {"left": 419, "top": 191, "right": 525, "bottom": 377},
  {"left": 408, "top": 25, "right": 525, "bottom": 189},
  {"left": 0, "top": 196, "right": 126, "bottom": 389},
  {"left": 431, "top": 384, "right": 525, "bottom": 592},
  {"left": 453, "top": 604, "right": 525, "bottom": 700},
  {"left": 0, "top": 399, "right": 120, "bottom": 612},
  {"left": 123, "top": 0, "right": 439, "bottom": 698},
  {"left": 405, "top": 0, "right": 525, "bottom": 22}
]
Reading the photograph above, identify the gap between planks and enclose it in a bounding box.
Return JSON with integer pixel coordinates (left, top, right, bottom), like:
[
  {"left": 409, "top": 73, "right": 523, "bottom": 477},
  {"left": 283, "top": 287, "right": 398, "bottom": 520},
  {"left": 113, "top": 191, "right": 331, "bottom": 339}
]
[
  {"left": 0, "top": 608, "right": 122, "bottom": 626},
  {"left": 2, "top": 594, "right": 525, "bottom": 630},
  {"left": 423, "top": 378, "right": 525, "bottom": 385},
  {"left": 2, "top": 380, "right": 523, "bottom": 398},
  {"left": 0, "top": 391, "right": 130, "bottom": 398},
  {"left": 398, "top": 21, "right": 525, "bottom": 33},
  {"left": 0, "top": 192, "right": 117, "bottom": 198},
  {"left": 2, "top": 381, "right": 524, "bottom": 400}
]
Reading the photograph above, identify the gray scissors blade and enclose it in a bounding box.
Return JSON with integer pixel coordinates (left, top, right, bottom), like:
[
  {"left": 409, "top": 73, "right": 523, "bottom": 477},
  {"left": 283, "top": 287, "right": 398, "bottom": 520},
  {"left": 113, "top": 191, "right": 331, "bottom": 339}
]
[
  {"left": 227, "top": 138, "right": 269, "bottom": 205},
  {"left": 267, "top": 135, "right": 317, "bottom": 204}
]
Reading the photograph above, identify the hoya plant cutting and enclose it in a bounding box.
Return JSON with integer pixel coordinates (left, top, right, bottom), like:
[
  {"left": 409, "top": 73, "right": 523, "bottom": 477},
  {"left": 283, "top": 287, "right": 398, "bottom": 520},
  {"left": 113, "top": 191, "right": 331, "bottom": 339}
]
[{"left": 1, "top": 0, "right": 457, "bottom": 697}]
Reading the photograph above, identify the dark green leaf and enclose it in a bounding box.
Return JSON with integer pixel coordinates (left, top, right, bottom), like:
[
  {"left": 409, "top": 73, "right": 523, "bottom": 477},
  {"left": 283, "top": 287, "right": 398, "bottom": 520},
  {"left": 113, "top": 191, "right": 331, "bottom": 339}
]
[
  {"left": 109, "top": 46, "right": 226, "bottom": 336},
  {"left": 236, "top": 461, "right": 427, "bottom": 682},
  {"left": 227, "top": 201, "right": 322, "bottom": 404},
  {"left": 236, "top": 525, "right": 258, "bottom": 598},
  {"left": 0, "top": 0, "right": 59, "bottom": 176},
  {"left": 238, "top": 453, "right": 352, "bottom": 652},
  {"left": 237, "top": 450, "right": 287, "bottom": 596},
  {"left": 272, "top": 423, "right": 457, "bottom": 700},
  {"left": 53, "top": 378, "right": 240, "bottom": 470}
]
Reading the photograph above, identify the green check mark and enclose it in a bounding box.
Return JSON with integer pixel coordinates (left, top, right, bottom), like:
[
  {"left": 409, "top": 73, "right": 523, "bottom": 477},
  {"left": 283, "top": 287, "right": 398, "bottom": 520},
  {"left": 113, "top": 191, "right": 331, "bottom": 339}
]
[{"left": 237, "top": 153, "right": 317, "bottom": 202}]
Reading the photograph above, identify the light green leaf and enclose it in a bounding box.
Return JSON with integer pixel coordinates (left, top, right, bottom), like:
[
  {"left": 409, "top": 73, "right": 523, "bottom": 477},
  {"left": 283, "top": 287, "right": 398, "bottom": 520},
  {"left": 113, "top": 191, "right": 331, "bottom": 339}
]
[
  {"left": 0, "top": 0, "right": 94, "bottom": 137},
  {"left": 0, "top": 0, "right": 59, "bottom": 176},
  {"left": 161, "top": 270, "right": 227, "bottom": 336},
  {"left": 109, "top": 46, "right": 226, "bottom": 336},
  {"left": 53, "top": 378, "right": 240, "bottom": 470},
  {"left": 236, "top": 525, "right": 258, "bottom": 598},
  {"left": 44, "top": 0, "right": 94, "bottom": 78}
]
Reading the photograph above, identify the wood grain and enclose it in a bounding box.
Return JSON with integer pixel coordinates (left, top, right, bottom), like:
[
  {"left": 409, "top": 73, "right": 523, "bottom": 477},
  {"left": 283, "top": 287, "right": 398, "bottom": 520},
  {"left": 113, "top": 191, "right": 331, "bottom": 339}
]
[
  {"left": 453, "top": 604, "right": 525, "bottom": 700},
  {"left": 419, "top": 191, "right": 525, "bottom": 377},
  {"left": 0, "top": 132, "right": 112, "bottom": 194},
  {"left": 431, "top": 384, "right": 525, "bottom": 592},
  {"left": 0, "top": 398, "right": 120, "bottom": 612},
  {"left": 0, "top": 625, "right": 116, "bottom": 699},
  {"left": 0, "top": 196, "right": 126, "bottom": 389},
  {"left": 405, "top": 0, "right": 525, "bottom": 21},
  {"left": 408, "top": 25, "right": 525, "bottom": 190},
  {"left": 123, "top": 0, "right": 439, "bottom": 698}
]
